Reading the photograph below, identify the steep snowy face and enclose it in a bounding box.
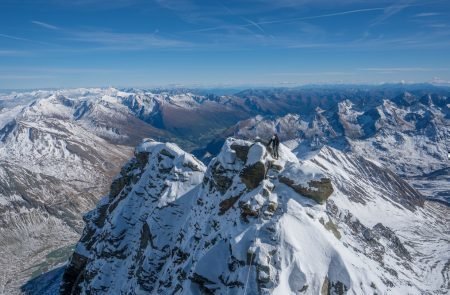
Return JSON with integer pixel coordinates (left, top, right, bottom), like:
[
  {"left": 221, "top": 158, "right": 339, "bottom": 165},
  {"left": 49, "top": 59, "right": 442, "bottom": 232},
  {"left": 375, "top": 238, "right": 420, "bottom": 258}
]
[
  {"left": 61, "top": 138, "right": 448, "bottom": 295},
  {"left": 60, "top": 140, "right": 206, "bottom": 294},
  {"left": 309, "top": 147, "right": 449, "bottom": 294}
]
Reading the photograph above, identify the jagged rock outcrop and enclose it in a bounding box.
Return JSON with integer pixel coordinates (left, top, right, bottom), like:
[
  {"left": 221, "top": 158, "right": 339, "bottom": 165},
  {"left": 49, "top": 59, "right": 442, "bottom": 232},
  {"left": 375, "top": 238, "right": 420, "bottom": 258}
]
[{"left": 279, "top": 163, "right": 334, "bottom": 204}]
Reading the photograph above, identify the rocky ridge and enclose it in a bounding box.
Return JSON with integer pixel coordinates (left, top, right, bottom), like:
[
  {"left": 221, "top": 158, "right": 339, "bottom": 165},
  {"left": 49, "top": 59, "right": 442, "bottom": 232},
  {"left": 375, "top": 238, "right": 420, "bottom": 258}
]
[{"left": 60, "top": 138, "right": 449, "bottom": 294}]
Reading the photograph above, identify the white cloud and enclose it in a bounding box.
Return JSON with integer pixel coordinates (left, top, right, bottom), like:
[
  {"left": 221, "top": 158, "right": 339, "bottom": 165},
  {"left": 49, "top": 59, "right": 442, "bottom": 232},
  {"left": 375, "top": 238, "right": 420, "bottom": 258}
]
[
  {"left": 0, "top": 50, "right": 29, "bottom": 56},
  {"left": 414, "top": 12, "right": 440, "bottom": 17},
  {"left": 430, "top": 77, "right": 450, "bottom": 85},
  {"left": 31, "top": 21, "right": 60, "bottom": 30},
  {"left": 66, "top": 31, "right": 191, "bottom": 49},
  {"left": 0, "top": 33, "right": 32, "bottom": 42},
  {"left": 370, "top": 3, "right": 410, "bottom": 27},
  {"left": 360, "top": 67, "right": 449, "bottom": 72},
  {"left": 270, "top": 71, "right": 354, "bottom": 76},
  {"left": 0, "top": 75, "right": 55, "bottom": 80},
  {"left": 185, "top": 7, "right": 386, "bottom": 33},
  {"left": 0, "top": 33, "right": 57, "bottom": 46}
]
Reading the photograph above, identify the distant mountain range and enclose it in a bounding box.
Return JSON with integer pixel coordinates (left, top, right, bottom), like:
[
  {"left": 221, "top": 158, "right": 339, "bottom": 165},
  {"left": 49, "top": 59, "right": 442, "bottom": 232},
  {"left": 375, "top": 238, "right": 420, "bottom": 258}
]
[{"left": 194, "top": 90, "right": 450, "bottom": 204}]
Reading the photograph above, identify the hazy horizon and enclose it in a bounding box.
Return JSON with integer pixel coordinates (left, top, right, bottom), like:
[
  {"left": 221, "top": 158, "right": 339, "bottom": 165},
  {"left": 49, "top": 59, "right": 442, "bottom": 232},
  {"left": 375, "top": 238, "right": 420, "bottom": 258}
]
[{"left": 2, "top": 81, "right": 450, "bottom": 93}]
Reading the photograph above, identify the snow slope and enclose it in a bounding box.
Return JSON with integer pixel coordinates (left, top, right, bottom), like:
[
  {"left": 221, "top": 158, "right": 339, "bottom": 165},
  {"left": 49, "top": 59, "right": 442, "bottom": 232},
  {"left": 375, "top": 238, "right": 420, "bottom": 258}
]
[{"left": 61, "top": 138, "right": 449, "bottom": 294}]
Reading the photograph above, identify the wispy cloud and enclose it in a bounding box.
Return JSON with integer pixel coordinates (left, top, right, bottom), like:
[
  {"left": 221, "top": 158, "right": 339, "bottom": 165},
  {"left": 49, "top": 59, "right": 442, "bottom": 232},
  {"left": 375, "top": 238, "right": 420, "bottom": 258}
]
[
  {"left": 360, "top": 67, "right": 449, "bottom": 72},
  {"left": 0, "top": 75, "right": 55, "bottom": 80},
  {"left": 0, "top": 33, "right": 34, "bottom": 42},
  {"left": 28, "top": 20, "right": 192, "bottom": 51},
  {"left": 66, "top": 30, "right": 191, "bottom": 50},
  {"left": 0, "top": 33, "right": 57, "bottom": 46},
  {"left": 414, "top": 12, "right": 440, "bottom": 17},
  {"left": 270, "top": 71, "right": 355, "bottom": 76},
  {"left": 50, "top": 0, "right": 141, "bottom": 10},
  {"left": 0, "top": 50, "right": 30, "bottom": 56},
  {"left": 370, "top": 3, "right": 411, "bottom": 27},
  {"left": 184, "top": 7, "right": 386, "bottom": 33},
  {"left": 0, "top": 66, "right": 127, "bottom": 74},
  {"left": 242, "top": 17, "right": 266, "bottom": 34},
  {"left": 31, "top": 20, "right": 60, "bottom": 30},
  {"left": 427, "top": 23, "right": 448, "bottom": 29},
  {"left": 430, "top": 77, "right": 450, "bottom": 85}
]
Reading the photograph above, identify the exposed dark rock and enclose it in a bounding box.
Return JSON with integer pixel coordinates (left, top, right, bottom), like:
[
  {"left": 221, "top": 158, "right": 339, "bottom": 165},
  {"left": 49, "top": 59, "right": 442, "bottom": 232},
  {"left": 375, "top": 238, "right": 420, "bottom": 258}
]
[
  {"left": 239, "top": 201, "right": 259, "bottom": 221},
  {"left": 159, "top": 148, "right": 175, "bottom": 159},
  {"left": 190, "top": 273, "right": 217, "bottom": 295},
  {"left": 218, "top": 274, "right": 244, "bottom": 288},
  {"left": 184, "top": 160, "right": 204, "bottom": 172},
  {"left": 110, "top": 174, "right": 130, "bottom": 199},
  {"left": 110, "top": 156, "right": 146, "bottom": 198},
  {"left": 321, "top": 277, "right": 348, "bottom": 295},
  {"left": 267, "top": 202, "right": 278, "bottom": 213},
  {"left": 0, "top": 120, "right": 16, "bottom": 142},
  {"left": 135, "top": 151, "right": 150, "bottom": 166},
  {"left": 219, "top": 195, "right": 241, "bottom": 215},
  {"left": 372, "top": 223, "right": 411, "bottom": 260},
  {"left": 257, "top": 263, "right": 271, "bottom": 284},
  {"left": 230, "top": 143, "right": 250, "bottom": 162},
  {"left": 211, "top": 162, "right": 233, "bottom": 194},
  {"left": 319, "top": 217, "right": 341, "bottom": 240},
  {"left": 60, "top": 252, "right": 89, "bottom": 295},
  {"left": 92, "top": 203, "right": 109, "bottom": 228},
  {"left": 327, "top": 201, "right": 386, "bottom": 263},
  {"left": 279, "top": 176, "right": 333, "bottom": 204},
  {"left": 329, "top": 280, "right": 349, "bottom": 295},
  {"left": 240, "top": 162, "right": 266, "bottom": 190},
  {"left": 140, "top": 222, "right": 156, "bottom": 251},
  {"left": 228, "top": 255, "right": 245, "bottom": 272},
  {"left": 320, "top": 277, "right": 329, "bottom": 295}
]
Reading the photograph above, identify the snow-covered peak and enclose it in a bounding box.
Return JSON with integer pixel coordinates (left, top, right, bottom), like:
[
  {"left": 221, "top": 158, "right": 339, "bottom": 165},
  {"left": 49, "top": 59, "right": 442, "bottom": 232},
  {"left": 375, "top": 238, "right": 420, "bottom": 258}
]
[
  {"left": 62, "top": 137, "right": 450, "bottom": 294},
  {"left": 129, "top": 139, "right": 206, "bottom": 207}
]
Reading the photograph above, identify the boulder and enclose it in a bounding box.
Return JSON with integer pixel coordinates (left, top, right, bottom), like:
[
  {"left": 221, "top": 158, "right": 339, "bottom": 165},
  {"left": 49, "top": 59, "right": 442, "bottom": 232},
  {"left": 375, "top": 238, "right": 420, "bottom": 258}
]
[
  {"left": 279, "top": 176, "right": 333, "bottom": 204},
  {"left": 240, "top": 162, "right": 266, "bottom": 190},
  {"left": 230, "top": 143, "right": 250, "bottom": 162}
]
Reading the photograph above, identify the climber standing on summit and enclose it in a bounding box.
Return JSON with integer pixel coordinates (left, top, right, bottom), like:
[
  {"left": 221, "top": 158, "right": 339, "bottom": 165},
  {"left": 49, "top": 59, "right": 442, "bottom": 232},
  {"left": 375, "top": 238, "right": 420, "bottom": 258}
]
[{"left": 267, "top": 133, "right": 280, "bottom": 159}]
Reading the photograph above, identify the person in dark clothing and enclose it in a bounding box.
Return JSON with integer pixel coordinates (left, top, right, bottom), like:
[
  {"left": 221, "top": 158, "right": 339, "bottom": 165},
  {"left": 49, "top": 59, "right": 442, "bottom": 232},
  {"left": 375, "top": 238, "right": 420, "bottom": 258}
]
[{"left": 267, "top": 133, "right": 280, "bottom": 159}]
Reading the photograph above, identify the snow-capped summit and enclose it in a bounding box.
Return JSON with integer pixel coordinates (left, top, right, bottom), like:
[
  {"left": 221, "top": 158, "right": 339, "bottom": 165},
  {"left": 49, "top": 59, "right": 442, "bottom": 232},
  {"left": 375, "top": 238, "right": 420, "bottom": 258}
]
[{"left": 60, "top": 138, "right": 448, "bottom": 294}]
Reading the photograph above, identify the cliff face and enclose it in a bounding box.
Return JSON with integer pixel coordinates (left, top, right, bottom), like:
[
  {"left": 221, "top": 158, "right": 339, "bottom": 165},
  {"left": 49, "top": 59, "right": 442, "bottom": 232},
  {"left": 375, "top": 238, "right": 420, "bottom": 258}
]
[
  {"left": 60, "top": 139, "right": 205, "bottom": 294},
  {"left": 61, "top": 138, "right": 449, "bottom": 295}
]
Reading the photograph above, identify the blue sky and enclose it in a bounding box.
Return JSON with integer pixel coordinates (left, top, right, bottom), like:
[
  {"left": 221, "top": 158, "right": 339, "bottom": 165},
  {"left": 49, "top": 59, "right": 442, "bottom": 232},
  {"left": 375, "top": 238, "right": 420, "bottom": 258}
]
[{"left": 0, "top": 0, "right": 449, "bottom": 89}]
